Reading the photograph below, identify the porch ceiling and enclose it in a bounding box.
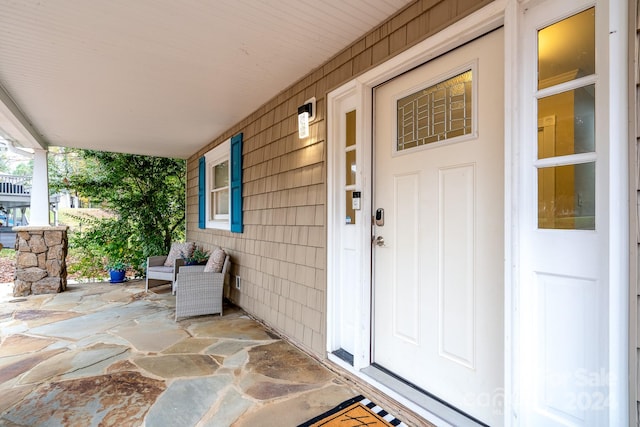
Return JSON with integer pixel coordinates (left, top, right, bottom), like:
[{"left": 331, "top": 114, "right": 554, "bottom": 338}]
[{"left": 0, "top": 0, "right": 412, "bottom": 159}]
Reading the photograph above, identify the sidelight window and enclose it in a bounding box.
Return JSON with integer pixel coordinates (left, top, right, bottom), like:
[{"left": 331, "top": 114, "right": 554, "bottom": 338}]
[{"left": 536, "top": 7, "right": 596, "bottom": 230}]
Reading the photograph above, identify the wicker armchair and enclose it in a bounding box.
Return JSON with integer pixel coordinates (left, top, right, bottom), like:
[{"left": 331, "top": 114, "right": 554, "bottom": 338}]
[
  {"left": 146, "top": 242, "right": 195, "bottom": 292},
  {"left": 146, "top": 255, "right": 185, "bottom": 292},
  {"left": 174, "top": 255, "right": 230, "bottom": 321}
]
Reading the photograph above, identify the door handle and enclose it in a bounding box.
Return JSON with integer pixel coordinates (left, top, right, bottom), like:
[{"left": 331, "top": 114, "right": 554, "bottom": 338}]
[{"left": 373, "top": 236, "right": 385, "bottom": 247}]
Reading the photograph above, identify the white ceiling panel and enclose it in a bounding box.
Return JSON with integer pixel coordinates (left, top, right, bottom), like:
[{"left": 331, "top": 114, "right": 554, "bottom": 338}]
[{"left": 0, "top": 0, "right": 412, "bottom": 158}]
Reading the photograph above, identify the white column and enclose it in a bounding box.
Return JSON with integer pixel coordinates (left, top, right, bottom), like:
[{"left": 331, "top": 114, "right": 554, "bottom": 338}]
[{"left": 29, "top": 148, "right": 50, "bottom": 226}]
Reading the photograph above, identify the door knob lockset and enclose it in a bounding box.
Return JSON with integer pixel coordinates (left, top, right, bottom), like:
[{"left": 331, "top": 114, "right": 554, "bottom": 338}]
[{"left": 374, "top": 236, "right": 385, "bottom": 247}]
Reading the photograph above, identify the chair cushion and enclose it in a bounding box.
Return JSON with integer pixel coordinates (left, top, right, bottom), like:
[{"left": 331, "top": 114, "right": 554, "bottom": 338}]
[
  {"left": 164, "top": 242, "right": 195, "bottom": 267},
  {"left": 204, "top": 247, "right": 226, "bottom": 273},
  {"left": 148, "top": 266, "right": 174, "bottom": 274}
]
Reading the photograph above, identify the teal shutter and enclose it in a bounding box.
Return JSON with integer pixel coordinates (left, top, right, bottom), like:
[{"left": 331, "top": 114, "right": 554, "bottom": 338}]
[
  {"left": 198, "top": 156, "right": 206, "bottom": 229},
  {"left": 230, "top": 133, "right": 243, "bottom": 233}
]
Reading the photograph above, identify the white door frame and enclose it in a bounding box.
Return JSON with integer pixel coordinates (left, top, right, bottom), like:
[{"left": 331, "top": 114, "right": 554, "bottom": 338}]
[
  {"left": 326, "top": 0, "right": 628, "bottom": 424},
  {"left": 326, "top": 80, "right": 371, "bottom": 369},
  {"left": 328, "top": 2, "right": 510, "bottom": 424}
]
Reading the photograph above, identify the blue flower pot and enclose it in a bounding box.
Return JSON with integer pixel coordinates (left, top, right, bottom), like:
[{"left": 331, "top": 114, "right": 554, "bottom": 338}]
[{"left": 109, "top": 269, "right": 126, "bottom": 284}]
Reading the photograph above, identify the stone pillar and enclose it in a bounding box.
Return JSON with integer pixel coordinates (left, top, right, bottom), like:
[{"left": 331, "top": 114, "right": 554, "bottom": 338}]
[{"left": 13, "top": 226, "right": 68, "bottom": 296}]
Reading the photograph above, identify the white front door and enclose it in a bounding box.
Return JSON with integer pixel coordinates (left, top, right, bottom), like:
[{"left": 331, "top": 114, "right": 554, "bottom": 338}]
[{"left": 372, "top": 29, "right": 504, "bottom": 426}]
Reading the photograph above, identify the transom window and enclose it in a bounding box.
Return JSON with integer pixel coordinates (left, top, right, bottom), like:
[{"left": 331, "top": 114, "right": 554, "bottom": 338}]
[{"left": 396, "top": 69, "right": 473, "bottom": 151}]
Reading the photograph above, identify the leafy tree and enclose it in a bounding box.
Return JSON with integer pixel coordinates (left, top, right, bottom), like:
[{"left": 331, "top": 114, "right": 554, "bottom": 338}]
[
  {"left": 11, "top": 159, "right": 33, "bottom": 176},
  {"left": 0, "top": 151, "right": 11, "bottom": 173},
  {"left": 63, "top": 150, "right": 186, "bottom": 274},
  {"left": 48, "top": 147, "right": 76, "bottom": 194}
]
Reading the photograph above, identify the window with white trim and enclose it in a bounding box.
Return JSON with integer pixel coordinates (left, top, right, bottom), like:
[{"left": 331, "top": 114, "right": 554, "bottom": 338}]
[{"left": 205, "top": 138, "right": 230, "bottom": 230}]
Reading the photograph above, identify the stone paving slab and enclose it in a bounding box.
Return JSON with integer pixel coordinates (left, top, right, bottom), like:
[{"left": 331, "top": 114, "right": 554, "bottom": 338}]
[
  {"left": 200, "top": 387, "right": 253, "bottom": 427},
  {"left": 70, "top": 298, "right": 125, "bottom": 313},
  {"left": 111, "top": 321, "right": 188, "bottom": 353},
  {"left": 247, "top": 341, "right": 334, "bottom": 384},
  {"left": 145, "top": 375, "right": 233, "bottom": 426},
  {"left": 4, "top": 371, "right": 165, "bottom": 426},
  {"left": 74, "top": 332, "right": 132, "bottom": 349},
  {"left": 0, "top": 335, "right": 56, "bottom": 357},
  {"left": 38, "top": 290, "right": 84, "bottom": 311},
  {"left": 19, "top": 344, "right": 130, "bottom": 385},
  {"left": 12, "top": 309, "right": 81, "bottom": 329},
  {"left": 28, "top": 301, "right": 162, "bottom": 340},
  {"left": 0, "top": 349, "right": 66, "bottom": 384},
  {"left": 187, "top": 316, "right": 277, "bottom": 340},
  {"left": 222, "top": 349, "right": 249, "bottom": 369},
  {"left": 0, "top": 384, "right": 32, "bottom": 414},
  {"left": 0, "top": 280, "right": 364, "bottom": 427},
  {"left": 134, "top": 354, "right": 220, "bottom": 378},
  {"left": 205, "top": 339, "right": 263, "bottom": 357},
  {"left": 161, "top": 337, "right": 218, "bottom": 354},
  {"left": 0, "top": 321, "right": 28, "bottom": 337}
]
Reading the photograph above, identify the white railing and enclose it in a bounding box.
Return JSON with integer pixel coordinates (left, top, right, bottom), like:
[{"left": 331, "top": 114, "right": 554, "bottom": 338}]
[{"left": 0, "top": 174, "right": 30, "bottom": 195}]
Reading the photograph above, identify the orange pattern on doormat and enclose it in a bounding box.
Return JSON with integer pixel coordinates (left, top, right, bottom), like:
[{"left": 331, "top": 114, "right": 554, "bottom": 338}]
[
  {"left": 298, "top": 395, "right": 406, "bottom": 427},
  {"left": 306, "top": 402, "right": 394, "bottom": 426}
]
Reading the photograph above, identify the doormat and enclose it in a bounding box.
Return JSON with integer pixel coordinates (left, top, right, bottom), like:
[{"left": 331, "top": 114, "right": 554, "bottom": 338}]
[{"left": 298, "top": 395, "right": 407, "bottom": 427}]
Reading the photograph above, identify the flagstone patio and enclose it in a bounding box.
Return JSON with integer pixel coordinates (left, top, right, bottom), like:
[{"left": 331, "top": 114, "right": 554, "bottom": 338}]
[{"left": 0, "top": 280, "right": 362, "bottom": 426}]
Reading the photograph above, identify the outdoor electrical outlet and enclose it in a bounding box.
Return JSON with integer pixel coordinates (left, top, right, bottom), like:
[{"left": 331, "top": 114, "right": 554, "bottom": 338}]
[{"left": 235, "top": 276, "right": 241, "bottom": 289}]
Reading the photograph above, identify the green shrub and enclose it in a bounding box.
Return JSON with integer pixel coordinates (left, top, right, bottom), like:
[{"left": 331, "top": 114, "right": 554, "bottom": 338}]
[{"left": 59, "top": 150, "right": 186, "bottom": 280}]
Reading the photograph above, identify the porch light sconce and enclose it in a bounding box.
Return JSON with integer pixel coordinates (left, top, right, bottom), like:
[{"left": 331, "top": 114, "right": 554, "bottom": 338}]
[{"left": 298, "top": 97, "right": 316, "bottom": 139}]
